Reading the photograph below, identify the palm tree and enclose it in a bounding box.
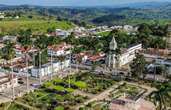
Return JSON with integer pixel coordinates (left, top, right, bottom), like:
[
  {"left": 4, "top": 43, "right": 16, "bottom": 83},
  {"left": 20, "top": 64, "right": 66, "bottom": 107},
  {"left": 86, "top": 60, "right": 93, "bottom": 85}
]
[
  {"left": 34, "top": 35, "right": 48, "bottom": 84},
  {"left": 2, "top": 41, "right": 15, "bottom": 100},
  {"left": 149, "top": 81, "right": 171, "bottom": 110},
  {"left": 47, "top": 36, "right": 60, "bottom": 80},
  {"left": 17, "top": 29, "right": 32, "bottom": 91}
]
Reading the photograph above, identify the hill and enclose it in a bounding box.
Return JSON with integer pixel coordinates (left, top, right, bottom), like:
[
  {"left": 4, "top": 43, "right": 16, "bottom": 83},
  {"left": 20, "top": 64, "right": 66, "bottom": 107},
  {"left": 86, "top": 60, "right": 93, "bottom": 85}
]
[
  {"left": 0, "top": 20, "right": 74, "bottom": 35},
  {"left": 0, "top": 2, "right": 171, "bottom": 28}
]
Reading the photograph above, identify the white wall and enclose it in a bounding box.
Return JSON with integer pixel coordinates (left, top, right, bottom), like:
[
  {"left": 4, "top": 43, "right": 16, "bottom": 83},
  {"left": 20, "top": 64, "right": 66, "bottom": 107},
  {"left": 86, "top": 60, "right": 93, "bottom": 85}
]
[{"left": 31, "top": 59, "right": 70, "bottom": 77}]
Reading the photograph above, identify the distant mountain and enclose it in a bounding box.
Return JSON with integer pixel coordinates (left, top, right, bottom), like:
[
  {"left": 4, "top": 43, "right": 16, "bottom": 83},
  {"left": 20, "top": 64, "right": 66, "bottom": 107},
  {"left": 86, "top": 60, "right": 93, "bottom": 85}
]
[
  {"left": 123, "top": 2, "right": 171, "bottom": 9},
  {"left": 0, "top": 4, "right": 7, "bottom": 7},
  {"left": 0, "top": 2, "right": 171, "bottom": 25}
]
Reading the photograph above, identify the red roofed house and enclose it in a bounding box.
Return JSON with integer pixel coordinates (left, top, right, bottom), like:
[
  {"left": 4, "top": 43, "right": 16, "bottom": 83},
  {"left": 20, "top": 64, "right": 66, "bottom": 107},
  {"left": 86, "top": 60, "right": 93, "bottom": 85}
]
[
  {"left": 75, "top": 51, "right": 105, "bottom": 65},
  {"left": 48, "top": 42, "right": 72, "bottom": 57}
]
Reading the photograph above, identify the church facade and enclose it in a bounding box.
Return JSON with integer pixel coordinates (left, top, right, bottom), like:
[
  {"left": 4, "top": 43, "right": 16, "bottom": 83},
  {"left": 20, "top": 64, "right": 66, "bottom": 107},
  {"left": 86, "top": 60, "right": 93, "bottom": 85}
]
[{"left": 106, "top": 36, "right": 142, "bottom": 69}]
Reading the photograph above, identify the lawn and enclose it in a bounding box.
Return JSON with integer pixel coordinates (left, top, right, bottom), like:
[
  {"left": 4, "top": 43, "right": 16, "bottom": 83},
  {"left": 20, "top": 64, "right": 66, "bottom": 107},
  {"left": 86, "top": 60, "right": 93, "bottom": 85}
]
[
  {"left": 0, "top": 20, "right": 74, "bottom": 35},
  {"left": 69, "top": 72, "right": 117, "bottom": 94},
  {"left": 96, "top": 31, "right": 111, "bottom": 37}
]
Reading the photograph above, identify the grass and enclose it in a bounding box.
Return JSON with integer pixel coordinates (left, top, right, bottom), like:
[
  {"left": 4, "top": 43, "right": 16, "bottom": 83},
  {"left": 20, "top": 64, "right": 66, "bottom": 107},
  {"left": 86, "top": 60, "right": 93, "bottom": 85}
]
[
  {"left": 96, "top": 31, "right": 111, "bottom": 37},
  {"left": 67, "top": 79, "right": 87, "bottom": 88},
  {"left": 69, "top": 72, "right": 117, "bottom": 94},
  {"left": 54, "top": 106, "right": 64, "bottom": 110},
  {"left": 0, "top": 20, "right": 74, "bottom": 35}
]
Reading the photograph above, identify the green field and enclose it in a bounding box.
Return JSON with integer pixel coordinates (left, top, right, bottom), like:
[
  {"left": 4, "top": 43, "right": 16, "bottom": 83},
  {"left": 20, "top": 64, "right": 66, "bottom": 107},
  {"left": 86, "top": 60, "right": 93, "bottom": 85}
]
[
  {"left": 96, "top": 31, "right": 111, "bottom": 37},
  {"left": 0, "top": 20, "right": 74, "bottom": 35}
]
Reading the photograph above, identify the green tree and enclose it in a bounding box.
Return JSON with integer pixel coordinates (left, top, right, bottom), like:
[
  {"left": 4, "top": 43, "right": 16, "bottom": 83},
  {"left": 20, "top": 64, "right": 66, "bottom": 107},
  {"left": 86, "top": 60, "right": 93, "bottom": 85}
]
[
  {"left": 34, "top": 35, "right": 49, "bottom": 67},
  {"left": 17, "top": 29, "right": 32, "bottom": 91},
  {"left": 34, "top": 35, "right": 48, "bottom": 50},
  {"left": 130, "top": 53, "right": 146, "bottom": 79},
  {"left": 138, "top": 23, "right": 152, "bottom": 35},
  {"left": 18, "top": 29, "right": 32, "bottom": 47},
  {"left": 47, "top": 36, "right": 61, "bottom": 46},
  {"left": 65, "top": 32, "right": 78, "bottom": 45},
  {"left": 149, "top": 81, "right": 171, "bottom": 110},
  {"left": 2, "top": 41, "right": 15, "bottom": 61}
]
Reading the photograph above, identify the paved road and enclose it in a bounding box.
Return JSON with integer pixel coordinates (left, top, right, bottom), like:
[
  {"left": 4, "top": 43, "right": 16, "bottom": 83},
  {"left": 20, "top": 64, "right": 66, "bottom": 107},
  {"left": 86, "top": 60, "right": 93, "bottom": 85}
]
[
  {"left": 73, "top": 90, "right": 94, "bottom": 98},
  {"left": 71, "top": 64, "right": 127, "bottom": 75},
  {"left": 15, "top": 101, "right": 38, "bottom": 110}
]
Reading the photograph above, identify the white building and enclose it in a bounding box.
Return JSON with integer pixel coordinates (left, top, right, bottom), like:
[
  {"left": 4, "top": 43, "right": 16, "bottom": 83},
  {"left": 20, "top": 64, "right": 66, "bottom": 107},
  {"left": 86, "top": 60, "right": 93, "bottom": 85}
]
[
  {"left": 123, "top": 25, "right": 134, "bottom": 32},
  {"left": 48, "top": 42, "right": 72, "bottom": 57},
  {"left": 107, "top": 36, "right": 142, "bottom": 68},
  {"left": 0, "top": 73, "right": 18, "bottom": 92},
  {"left": 0, "top": 15, "right": 4, "bottom": 19},
  {"left": 3, "top": 35, "right": 17, "bottom": 42},
  {"left": 31, "top": 60, "right": 70, "bottom": 77},
  {"left": 118, "top": 44, "right": 142, "bottom": 67},
  {"left": 56, "top": 29, "right": 70, "bottom": 38}
]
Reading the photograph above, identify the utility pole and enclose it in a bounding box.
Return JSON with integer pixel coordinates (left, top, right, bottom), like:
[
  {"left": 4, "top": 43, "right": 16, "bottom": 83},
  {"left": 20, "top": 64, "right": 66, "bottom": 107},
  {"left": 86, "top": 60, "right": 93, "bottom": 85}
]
[
  {"left": 11, "top": 59, "right": 15, "bottom": 100},
  {"left": 69, "top": 49, "right": 72, "bottom": 88},
  {"left": 39, "top": 51, "right": 42, "bottom": 84},
  {"left": 50, "top": 51, "right": 53, "bottom": 80},
  {"left": 26, "top": 52, "right": 29, "bottom": 92},
  {"left": 33, "top": 53, "right": 38, "bottom": 79}
]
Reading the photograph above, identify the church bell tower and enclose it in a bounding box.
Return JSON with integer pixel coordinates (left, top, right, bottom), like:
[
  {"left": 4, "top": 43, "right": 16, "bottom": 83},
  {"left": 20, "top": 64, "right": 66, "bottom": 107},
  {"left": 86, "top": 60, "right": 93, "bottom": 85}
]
[{"left": 106, "top": 36, "right": 118, "bottom": 69}]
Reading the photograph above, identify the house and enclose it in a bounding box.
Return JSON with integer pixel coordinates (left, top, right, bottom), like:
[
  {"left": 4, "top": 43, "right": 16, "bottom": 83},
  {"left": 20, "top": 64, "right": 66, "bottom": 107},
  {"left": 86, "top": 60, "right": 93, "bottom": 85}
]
[
  {"left": 15, "top": 44, "right": 38, "bottom": 56},
  {"left": 0, "top": 55, "right": 33, "bottom": 76},
  {"left": 48, "top": 42, "right": 72, "bottom": 57},
  {"left": 56, "top": 29, "right": 70, "bottom": 38},
  {"left": 0, "top": 73, "right": 18, "bottom": 92},
  {"left": 31, "top": 59, "right": 70, "bottom": 77},
  {"left": 123, "top": 25, "right": 134, "bottom": 32},
  {"left": 3, "top": 35, "right": 17, "bottom": 42},
  {"left": 74, "top": 51, "right": 105, "bottom": 65}
]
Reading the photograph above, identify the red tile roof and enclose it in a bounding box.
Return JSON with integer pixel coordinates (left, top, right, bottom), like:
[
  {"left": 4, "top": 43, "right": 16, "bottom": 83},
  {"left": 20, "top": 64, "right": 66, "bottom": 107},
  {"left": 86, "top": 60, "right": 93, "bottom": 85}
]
[{"left": 48, "top": 42, "right": 72, "bottom": 51}]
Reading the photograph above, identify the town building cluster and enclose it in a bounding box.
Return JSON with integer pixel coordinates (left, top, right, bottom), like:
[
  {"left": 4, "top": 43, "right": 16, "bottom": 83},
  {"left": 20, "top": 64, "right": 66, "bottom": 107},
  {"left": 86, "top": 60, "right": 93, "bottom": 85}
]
[
  {"left": 0, "top": 23, "right": 170, "bottom": 110},
  {"left": 52, "top": 25, "right": 138, "bottom": 38}
]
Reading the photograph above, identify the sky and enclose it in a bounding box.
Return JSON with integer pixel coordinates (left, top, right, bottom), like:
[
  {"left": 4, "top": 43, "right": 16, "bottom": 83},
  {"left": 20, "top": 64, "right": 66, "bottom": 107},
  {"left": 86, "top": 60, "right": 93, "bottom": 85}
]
[{"left": 0, "top": 0, "right": 170, "bottom": 6}]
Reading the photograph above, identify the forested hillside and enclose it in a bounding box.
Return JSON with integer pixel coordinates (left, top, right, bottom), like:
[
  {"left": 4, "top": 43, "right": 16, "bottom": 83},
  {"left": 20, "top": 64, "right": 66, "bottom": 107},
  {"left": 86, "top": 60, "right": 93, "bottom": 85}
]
[{"left": 0, "top": 2, "right": 171, "bottom": 26}]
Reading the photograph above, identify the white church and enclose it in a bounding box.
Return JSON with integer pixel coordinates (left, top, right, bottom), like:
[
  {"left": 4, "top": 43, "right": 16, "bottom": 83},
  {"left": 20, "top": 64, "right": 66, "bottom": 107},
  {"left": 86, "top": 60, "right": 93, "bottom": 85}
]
[{"left": 106, "top": 36, "right": 142, "bottom": 68}]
